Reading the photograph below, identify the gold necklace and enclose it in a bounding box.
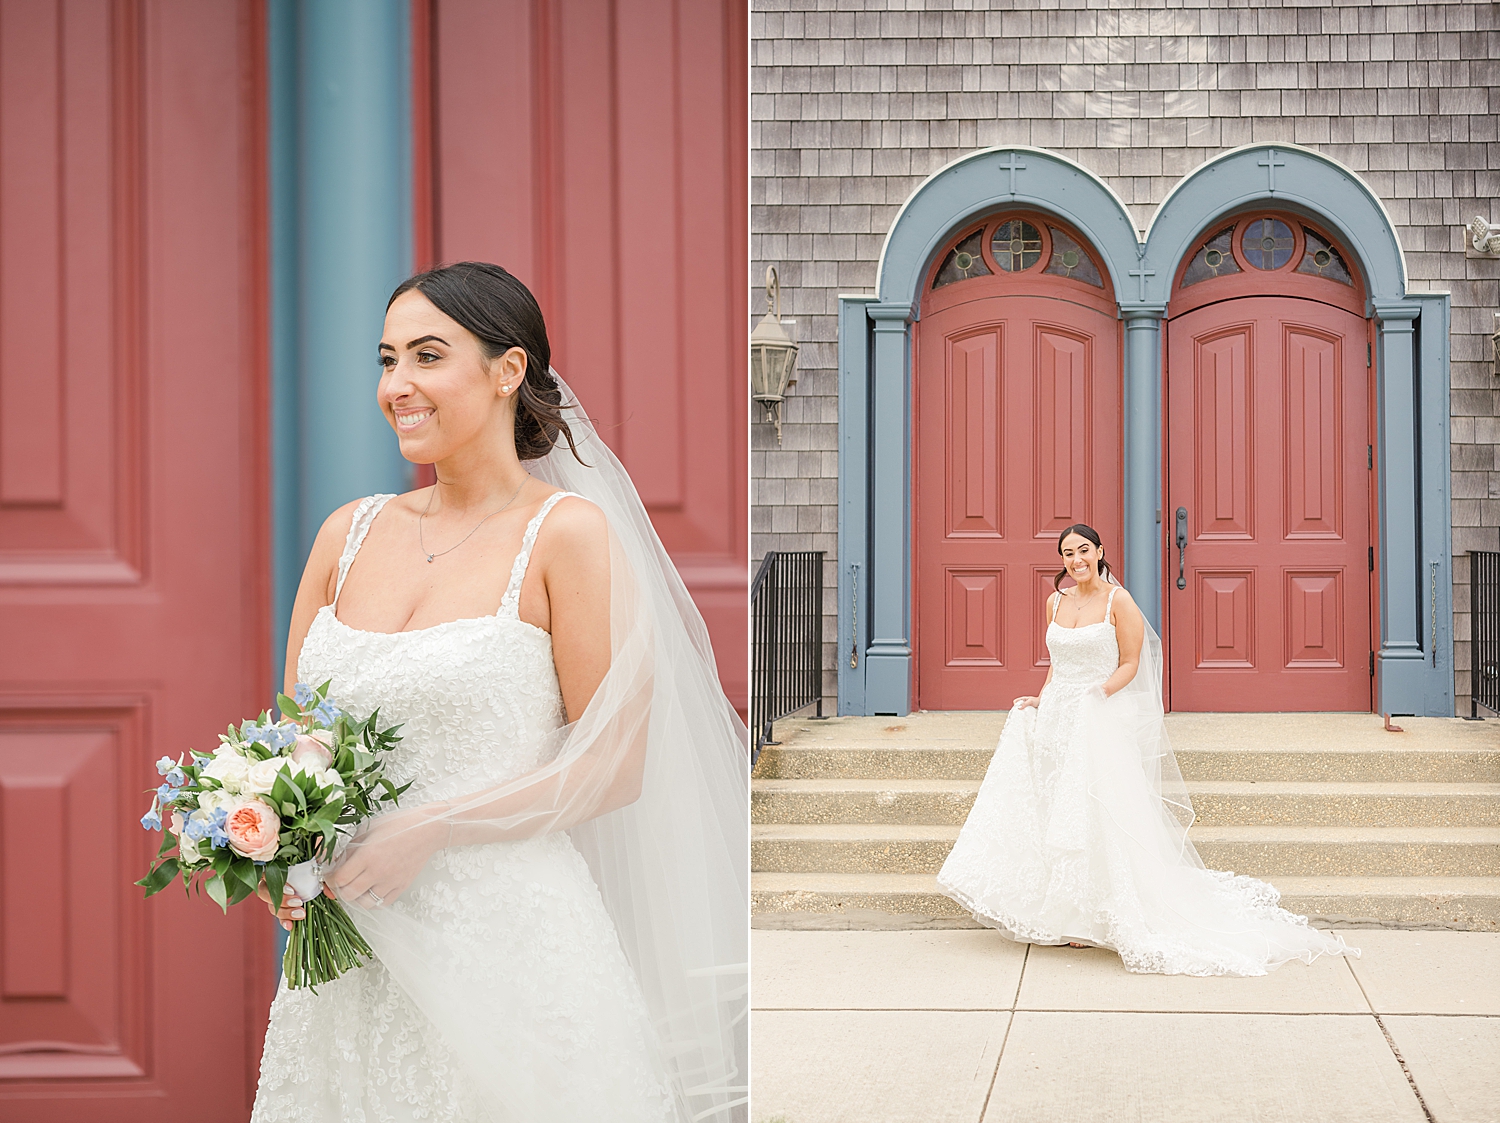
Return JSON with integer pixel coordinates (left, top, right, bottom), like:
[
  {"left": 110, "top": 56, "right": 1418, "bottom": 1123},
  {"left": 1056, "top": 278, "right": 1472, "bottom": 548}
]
[{"left": 418, "top": 474, "right": 530, "bottom": 563}]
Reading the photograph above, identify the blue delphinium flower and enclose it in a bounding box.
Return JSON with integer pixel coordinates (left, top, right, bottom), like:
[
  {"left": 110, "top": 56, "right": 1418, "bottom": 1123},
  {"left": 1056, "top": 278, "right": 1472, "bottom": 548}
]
[
  {"left": 264, "top": 724, "right": 298, "bottom": 752},
  {"left": 313, "top": 699, "right": 342, "bottom": 726},
  {"left": 155, "top": 782, "right": 180, "bottom": 805},
  {"left": 183, "top": 816, "right": 211, "bottom": 843},
  {"left": 165, "top": 767, "right": 185, "bottom": 786},
  {"left": 294, "top": 682, "right": 316, "bottom": 707},
  {"left": 156, "top": 755, "right": 176, "bottom": 775},
  {"left": 141, "top": 804, "right": 163, "bottom": 831},
  {"left": 207, "top": 806, "right": 231, "bottom": 849}
]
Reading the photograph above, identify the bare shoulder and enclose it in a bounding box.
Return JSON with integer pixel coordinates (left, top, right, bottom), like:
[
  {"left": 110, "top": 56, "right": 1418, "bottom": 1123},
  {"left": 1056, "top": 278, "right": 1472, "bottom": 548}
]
[
  {"left": 533, "top": 492, "right": 609, "bottom": 560},
  {"left": 1109, "top": 584, "right": 1143, "bottom": 619}
]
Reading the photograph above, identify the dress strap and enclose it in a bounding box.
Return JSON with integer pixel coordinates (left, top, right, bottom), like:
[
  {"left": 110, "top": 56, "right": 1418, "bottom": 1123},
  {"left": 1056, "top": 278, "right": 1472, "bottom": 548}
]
[
  {"left": 1051, "top": 588, "right": 1062, "bottom": 622},
  {"left": 333, "top": 494, "right": 397, "bottom": 610},
  {"left": 1105, "top": 583, "right": 1118, "bottom": 623},
  {"left": 497, "top": 491, "right": 581, "bottom": 618}
]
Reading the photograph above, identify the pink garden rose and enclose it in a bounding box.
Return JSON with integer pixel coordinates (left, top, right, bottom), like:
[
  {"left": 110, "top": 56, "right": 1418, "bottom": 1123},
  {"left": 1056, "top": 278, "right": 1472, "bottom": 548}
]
[
  {"left": 224, "top": 798, "right": 281, "bottom": 861},
  {"left": 290, "top": 731, "right": 334, "bottom": 773}
]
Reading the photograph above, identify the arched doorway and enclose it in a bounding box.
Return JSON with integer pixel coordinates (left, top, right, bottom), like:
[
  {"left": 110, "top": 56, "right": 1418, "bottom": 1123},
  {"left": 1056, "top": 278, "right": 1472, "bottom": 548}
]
[
  {"left": 914, "top": 214, "right": 1122, "bottom": 709},
  {"left": 1164, "top": 214, "right": 1373, "bottom": 711}
]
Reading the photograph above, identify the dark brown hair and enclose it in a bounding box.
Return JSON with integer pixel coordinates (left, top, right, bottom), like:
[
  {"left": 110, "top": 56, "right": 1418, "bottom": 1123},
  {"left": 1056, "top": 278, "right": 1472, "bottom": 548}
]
[
  {"left": 387, "top": 262, "right": 582, "bottom": 462},
  {"left": 1054, "top": 523, "right": 1115, "bottom": 591}
]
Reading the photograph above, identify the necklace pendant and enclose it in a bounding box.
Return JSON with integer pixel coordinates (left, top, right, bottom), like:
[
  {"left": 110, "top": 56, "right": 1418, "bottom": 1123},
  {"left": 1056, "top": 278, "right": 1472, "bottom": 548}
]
[{"left": 425, "top": 554, "right": 434, "bottom": 563}]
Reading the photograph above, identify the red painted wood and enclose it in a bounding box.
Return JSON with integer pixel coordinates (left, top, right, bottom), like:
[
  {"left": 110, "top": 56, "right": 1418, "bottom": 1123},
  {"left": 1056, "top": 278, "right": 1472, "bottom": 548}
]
[
  {"left": 0, "top": 2, "right": 272, "bottom": 1117},
  {"left": 1166, "top": 296, "right": 1371, "bottom": 711},
  {"left": 427, "top": 0, "right": 748, "bottom": 711},
  {"left": 915, "top": 251, "right": 1122, "bottom": 710}
]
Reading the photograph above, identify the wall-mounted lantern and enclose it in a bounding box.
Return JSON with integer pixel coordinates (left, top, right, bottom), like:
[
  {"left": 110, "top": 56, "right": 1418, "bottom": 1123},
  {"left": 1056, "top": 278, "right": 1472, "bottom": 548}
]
[{"left": 750, "top": 265, "right": 798, "bottom": 445}]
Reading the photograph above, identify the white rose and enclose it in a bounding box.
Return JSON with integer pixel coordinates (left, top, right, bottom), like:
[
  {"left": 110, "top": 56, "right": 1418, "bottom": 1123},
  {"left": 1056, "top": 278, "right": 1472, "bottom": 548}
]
[
  {"left": 197, "top": 788, "right": 234, "bottom": 814},
  {"left": 244, "top": 756, "right": 290, "bottom": 796},
  {"left": 177, "top": 828, "right": 207, "bottom": 867},
  {"left": 202, "top": 748, "right": 250, "bottom": 794},
  {"left": 314, "top": 768, "right": 343, "bottom": 792}
]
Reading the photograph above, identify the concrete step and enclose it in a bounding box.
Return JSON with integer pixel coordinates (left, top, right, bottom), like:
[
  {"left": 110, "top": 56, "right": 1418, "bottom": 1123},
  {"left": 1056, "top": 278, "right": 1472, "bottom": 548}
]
[
  {"left": 750, "top": 872, "right": 1500, "bottom": 932},
  {"left": 752, "top": 824, "right": 1500, "bottom": 878},
  {"left": 751, "top": 779, "right": 1500, "bottom": 827}
]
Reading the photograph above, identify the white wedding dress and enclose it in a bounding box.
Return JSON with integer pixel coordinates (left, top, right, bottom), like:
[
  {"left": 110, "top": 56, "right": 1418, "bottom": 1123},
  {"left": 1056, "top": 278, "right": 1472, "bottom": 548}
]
[
  {"left": 251, "top": 491, "right": 673, "bottom": 1122},
  {"left": 937, "top": 585, "right": 1357, "bottom": 976}
]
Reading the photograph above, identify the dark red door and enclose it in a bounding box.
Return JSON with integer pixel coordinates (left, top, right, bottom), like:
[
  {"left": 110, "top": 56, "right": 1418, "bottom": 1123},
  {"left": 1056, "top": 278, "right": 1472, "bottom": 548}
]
[
  {"left": 0, "top": 4, "right": 272, "bottom": 1119},
  {"left": 915, "top": 289, "right": 1121, "bottom": 710},
  {"left": 1166, "top": 297, "right": 1372, "bottom": 711}
]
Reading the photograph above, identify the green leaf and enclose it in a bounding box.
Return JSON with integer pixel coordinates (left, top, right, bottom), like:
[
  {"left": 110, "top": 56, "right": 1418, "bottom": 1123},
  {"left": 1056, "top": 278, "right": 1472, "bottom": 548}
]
[
  {"left": 205, "top": 873, "right": 229, "bottom": 913},
  {"left": 229, "top": 857, "right": 260, "bottom": 895},
  {"left": 276, "top": 693, "right": 300, "bottom": 721},
  {"left": 135, "top": 858, "right": 180, "bottom": 897},
  {"left": 227, "top": 876, "right": 256, "bottom": 908},
  {"left": 263, "top": 861, "right": 286, "bottom": 910},
  {"left": 211, "top": 848, "right": 234, "bottom": 876}
]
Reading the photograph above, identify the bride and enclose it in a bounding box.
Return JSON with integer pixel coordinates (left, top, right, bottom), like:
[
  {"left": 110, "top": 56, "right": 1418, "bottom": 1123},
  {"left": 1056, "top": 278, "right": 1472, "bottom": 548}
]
[
  {"left": 251, "top": 262, "right": 747, "bottom": 1120},
  {"left": 936, "top": 524, "right": 1357, "bottom": 976}
]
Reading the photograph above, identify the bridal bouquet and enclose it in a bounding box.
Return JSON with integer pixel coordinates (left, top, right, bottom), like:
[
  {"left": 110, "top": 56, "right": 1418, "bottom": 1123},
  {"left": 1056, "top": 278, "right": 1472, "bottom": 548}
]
[{"left": 136, "top": 680, "right": 408, "bottom": 990}]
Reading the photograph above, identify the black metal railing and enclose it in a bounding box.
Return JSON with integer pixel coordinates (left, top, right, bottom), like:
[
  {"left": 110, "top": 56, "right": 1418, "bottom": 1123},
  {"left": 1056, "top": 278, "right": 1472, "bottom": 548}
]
[
  {"left": 751, "top": 550, "right": 825, "bottom": 761},
  {"left": 1472, "top": 550, "right": 1500, "bottom": 718}
]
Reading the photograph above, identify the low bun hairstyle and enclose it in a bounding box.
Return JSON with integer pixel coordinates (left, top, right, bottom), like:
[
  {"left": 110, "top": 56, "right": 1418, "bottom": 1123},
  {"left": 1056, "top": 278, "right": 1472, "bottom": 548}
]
[
  {"left": 387, "top": 261, "right": 582, "bottom": 463},
  {"left": 1054, "top": 523, "right": 1116, "bottom": 591}
]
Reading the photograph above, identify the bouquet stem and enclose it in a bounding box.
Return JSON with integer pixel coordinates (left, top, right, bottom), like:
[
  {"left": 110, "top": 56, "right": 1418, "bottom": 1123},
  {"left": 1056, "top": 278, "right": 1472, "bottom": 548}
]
[{"left": 283, "top": 894, "right": 373, "bottom": 990}]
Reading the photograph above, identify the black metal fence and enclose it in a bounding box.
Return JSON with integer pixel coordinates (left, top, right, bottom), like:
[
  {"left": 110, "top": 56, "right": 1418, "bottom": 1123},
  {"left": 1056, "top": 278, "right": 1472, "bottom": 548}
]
[
  {"left": 1472, "top": 550, "right": 1500, "bottom": 718},
  {"left": 751, "top": 550, "right": 825, "bottom": 761}
]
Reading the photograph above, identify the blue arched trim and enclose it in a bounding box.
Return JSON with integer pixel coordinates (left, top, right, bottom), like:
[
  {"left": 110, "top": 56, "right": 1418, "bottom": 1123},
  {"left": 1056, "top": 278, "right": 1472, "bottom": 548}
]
[
  {"left": 1139, "top": 143, "right": 1407, "bottom": 306},
  {"left": 839, "top": 142, "right": 1454, "bottom": 717},
  {"left": 876, "top": 146, "right": 1141, "bottom": 310}
]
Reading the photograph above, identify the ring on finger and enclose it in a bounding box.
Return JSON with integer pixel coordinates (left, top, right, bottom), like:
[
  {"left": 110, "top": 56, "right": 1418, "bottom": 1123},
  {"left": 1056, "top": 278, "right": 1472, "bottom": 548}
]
[{"left": 365, "top": 889, "right": 384, "bottom": 907}]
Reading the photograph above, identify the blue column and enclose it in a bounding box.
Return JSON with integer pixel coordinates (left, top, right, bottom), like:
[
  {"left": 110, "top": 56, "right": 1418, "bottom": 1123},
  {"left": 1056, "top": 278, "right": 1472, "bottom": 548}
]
[
  {"left": 1120, "top": 306, "right": 1165, "bottom": 631},
  {"left": 865, "top": 302, "right": 914, "bottom": 715},
  {"left": 270, "top": 0, "right": 413, "bottom": 697},
  {"left": 1372, "top": 300, "right": 1423, "bottom": 713},
  {"left": 837, "top": 296, "right": 876, "bottom": 715}
]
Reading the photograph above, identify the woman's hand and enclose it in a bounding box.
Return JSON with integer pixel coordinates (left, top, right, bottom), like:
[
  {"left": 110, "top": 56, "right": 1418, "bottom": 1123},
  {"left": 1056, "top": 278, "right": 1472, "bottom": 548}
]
[
  {"left": 255, "top": 878, "right": 310, "bottom": 932},
  {"left": 1011, "top": 695, "right": 1041, "bottom": 710},
  {"left": 325, "top": 804, "right": 449, "bottom": 909}
]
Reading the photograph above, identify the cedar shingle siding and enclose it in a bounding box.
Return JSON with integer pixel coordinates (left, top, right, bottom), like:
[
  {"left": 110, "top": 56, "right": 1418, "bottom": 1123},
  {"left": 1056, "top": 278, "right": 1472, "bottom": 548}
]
[{"left": 751, "top": 0, "right": 1500, "bottom": 715}]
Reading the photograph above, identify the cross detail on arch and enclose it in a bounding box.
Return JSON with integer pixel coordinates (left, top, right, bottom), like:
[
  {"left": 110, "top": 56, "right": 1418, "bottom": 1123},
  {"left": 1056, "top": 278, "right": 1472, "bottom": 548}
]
[
  {"left": 1259, "top": 149, "right": 1287, "bottom": 194},
  {"left": 1128, "top": 267, "right": 1155, "bottom": 301},
  {"left": 1000, "top": 151, "right": 1027, "bottom": 195}
]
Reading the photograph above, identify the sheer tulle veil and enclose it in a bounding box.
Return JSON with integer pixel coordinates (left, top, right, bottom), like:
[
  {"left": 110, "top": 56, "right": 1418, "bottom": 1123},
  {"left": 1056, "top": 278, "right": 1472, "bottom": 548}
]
[{"left": 338, "top": 371, "right": 749, "bottom": 1121}]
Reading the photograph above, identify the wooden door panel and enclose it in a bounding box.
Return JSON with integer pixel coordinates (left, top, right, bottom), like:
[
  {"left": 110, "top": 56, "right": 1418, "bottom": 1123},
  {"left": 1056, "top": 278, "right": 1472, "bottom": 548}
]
[
  {"left": 917, "top": 296, "right": 1120, "bottom": 709},
  {"left": 1283, "top": 328, "right": 1342, "bottom": 538},
  {"left": 945, "top": 569, "right": 1004, "bottom": 665},
  {"left": 1193, "top": 327, "right": 1253, "bottom": 539},
  {"left": 0, "top": 4, "right": 270, "bottom": 1117},
  {"left": 1032, "top": 327, "right": 1090, "bottom": 537},
  {"left": 0, "top": 0, "right": 141, "bottom": 583},
  {"left": 947, "top": 331, "right": 1002, "bottom": 536},
  {"left": 1167, "top": 297, "right": 1370, "bottom": 711},
  {"left": 1286, "top": 570, "right": 1344, "bottom": 666}
]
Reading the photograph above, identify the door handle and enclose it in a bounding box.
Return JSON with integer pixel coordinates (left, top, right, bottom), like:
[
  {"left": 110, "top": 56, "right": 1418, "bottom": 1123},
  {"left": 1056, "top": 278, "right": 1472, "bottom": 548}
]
[{"left": 1175, "top": 507, "right": 1188, "bottom": 590}]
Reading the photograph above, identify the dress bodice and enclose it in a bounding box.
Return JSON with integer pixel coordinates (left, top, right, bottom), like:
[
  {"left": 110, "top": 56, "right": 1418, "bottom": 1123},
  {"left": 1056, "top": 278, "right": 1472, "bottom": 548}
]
[
  {"left": 296, "top": 491, "right": 577, "bottom": 803},
  {"left": 1044, "top": 586, "right": 1121, "bottom": 687}
]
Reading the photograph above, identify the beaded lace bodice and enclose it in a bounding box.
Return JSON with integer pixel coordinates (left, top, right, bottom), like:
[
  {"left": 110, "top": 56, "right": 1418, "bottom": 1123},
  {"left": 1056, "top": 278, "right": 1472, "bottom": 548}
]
[{"left": 297, "top": 491, "right": 576, "bottom": 802}]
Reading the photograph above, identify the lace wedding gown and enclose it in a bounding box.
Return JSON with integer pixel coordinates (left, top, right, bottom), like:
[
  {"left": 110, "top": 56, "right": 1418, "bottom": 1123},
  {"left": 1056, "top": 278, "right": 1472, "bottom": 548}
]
[
  {"left": 936, "top": 585, "right": 1357, "bottom": 977},
  {"left": 251, "top": 492, "right": 673, "bottom": 1122}
]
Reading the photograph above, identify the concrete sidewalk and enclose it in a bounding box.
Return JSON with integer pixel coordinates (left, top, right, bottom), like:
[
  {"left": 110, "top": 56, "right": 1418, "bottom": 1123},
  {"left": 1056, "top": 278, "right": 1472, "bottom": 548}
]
[{"left": 751, "top": 929, "right": 1500, "bottom": 1123}]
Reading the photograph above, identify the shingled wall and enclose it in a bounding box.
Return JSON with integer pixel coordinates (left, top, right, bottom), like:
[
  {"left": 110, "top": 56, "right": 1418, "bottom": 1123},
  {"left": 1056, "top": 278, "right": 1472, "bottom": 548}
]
[{"left": 750, "top": 0, "right": 1500, "bottom": 715}]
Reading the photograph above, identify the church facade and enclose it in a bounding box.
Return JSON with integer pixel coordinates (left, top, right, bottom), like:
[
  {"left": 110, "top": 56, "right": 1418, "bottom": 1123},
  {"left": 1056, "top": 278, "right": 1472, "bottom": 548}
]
[{"left": 751, "top": 0, "right": 1498, "bottom": 718}]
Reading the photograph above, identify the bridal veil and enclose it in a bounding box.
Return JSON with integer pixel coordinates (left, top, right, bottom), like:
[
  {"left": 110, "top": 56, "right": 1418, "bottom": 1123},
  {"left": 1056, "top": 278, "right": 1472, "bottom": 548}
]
[{"left": 337, "top": 372, "right": 749, "bottom": 1121}]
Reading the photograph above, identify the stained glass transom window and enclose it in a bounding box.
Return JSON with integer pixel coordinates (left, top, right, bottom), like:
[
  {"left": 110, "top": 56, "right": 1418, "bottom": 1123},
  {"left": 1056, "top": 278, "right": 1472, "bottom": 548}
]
[
  {"left": 1042, "top": 227, "right": 1103, "bottom": 287},
  {"left": 932, "top": 229, "right": 992, "bottom": 289},
  {"left": 1241, "top": 217, "right": 1295, "bottom": 270},
  {"left": 1295, "top": 228, "right": 1354, "bottom": 286},
  {"left": 991, "top": 219, "right": 1043, "bottom": 272},
  {"left": 1180, "top": 226, "right": 1241, "bottom": 288}
]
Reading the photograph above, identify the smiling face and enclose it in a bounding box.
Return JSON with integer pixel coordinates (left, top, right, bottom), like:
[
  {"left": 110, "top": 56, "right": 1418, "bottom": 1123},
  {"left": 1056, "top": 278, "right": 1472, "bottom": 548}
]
[
  {"left": 377, "top": 289, "right": 527, "bottom": 464},
  {"left": 1059, "top": 532, "right": 1103, "bottom": 584}
]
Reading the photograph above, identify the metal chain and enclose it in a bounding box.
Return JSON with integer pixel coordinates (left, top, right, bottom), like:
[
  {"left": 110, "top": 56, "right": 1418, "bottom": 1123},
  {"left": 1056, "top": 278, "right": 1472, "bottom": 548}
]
[
  {"left": 849, "top": 564, "right": 859, "bottom": 669},
  {"left": 419, "top": 474, "right": 530, "bottom": 563},
  {"left": 1431, "top": 561, "right": 1439, "bottom": 667}
]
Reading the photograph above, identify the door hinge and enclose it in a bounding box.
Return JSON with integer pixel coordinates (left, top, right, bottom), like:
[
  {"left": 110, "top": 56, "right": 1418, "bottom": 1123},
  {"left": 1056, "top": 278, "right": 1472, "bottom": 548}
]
[
  {"left": 1369, "top": 546, "right": 1375, "bottom": 572},
  {"left": 1369, "top": 651, "right": 1375, "bottom": 677},
  {"left": 1367, "top": 342, "right": 1372, "bottom": 368},
  {"left": 1367, "top": 444, "right": 1373, "bottom": 470}
]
